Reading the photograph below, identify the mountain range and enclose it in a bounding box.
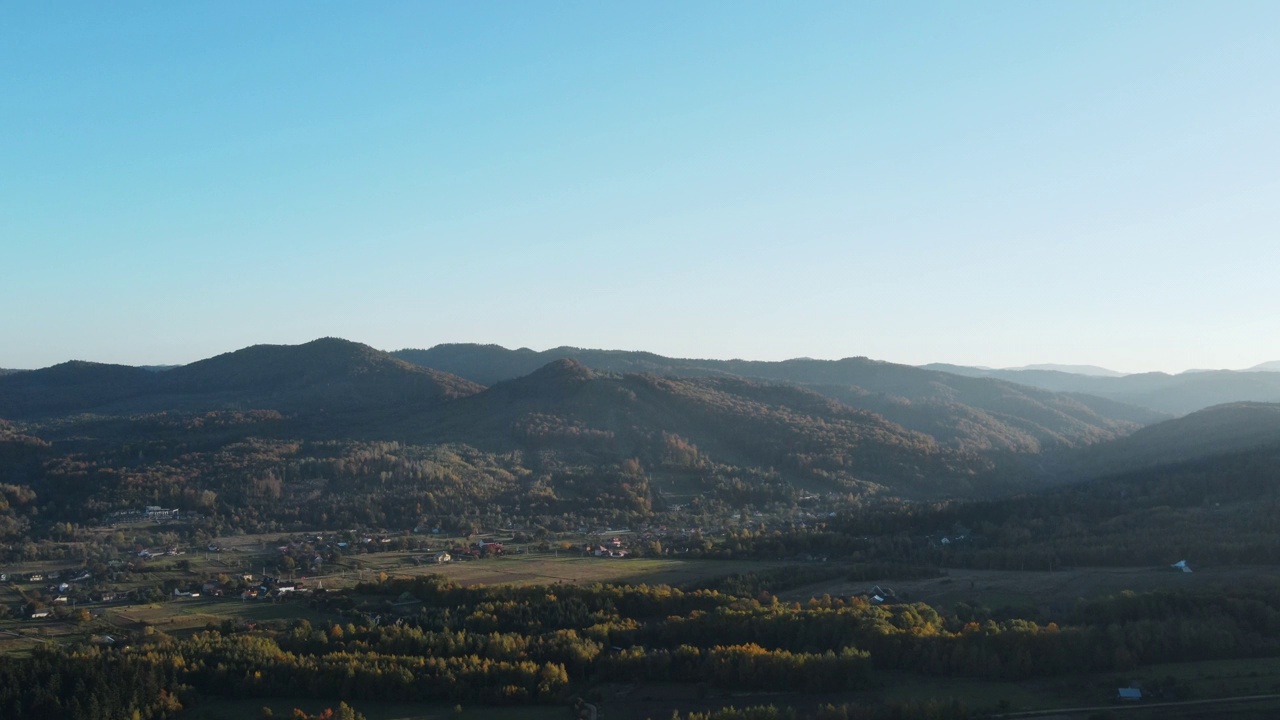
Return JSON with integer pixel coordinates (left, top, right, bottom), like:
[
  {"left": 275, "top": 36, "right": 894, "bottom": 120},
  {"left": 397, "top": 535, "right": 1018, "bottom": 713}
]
[
  {"left": 919, "top": 363, "right": 1280, "bottom": 415},
  {"left": 5, "top": 339, "right": 1280, "bottom": 506},
  {"left": 392, "top": 344, "right": 1162, "bottom": 452},
  {"left": 1005, "top": 364, "right": 1125, "bottom": 377}
]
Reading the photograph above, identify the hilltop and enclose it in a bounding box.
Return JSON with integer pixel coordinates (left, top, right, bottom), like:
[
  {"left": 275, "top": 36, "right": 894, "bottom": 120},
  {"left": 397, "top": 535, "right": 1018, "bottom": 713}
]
[{"left": 0, "top": 338, "right": 483, "bottom": 421}]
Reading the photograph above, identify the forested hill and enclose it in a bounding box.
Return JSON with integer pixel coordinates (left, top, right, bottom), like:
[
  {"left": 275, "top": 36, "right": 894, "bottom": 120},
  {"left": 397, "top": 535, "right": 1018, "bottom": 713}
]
[
  {"left": 0, "top": 338, "right": 483, "bottom": 420},
  {"left": 0, "top": 361, "right": 156, "bottom": 418},
  {"left": 0, "top": 339, "right": 1155, "bottom": 461},
  {"left": 2, "top": 341, "right": 1280, "bottom": 549},
  {"left": 394, "top": 344, "right": 1163, "bottom": 453},
  {"left": 420, "top": 358, "right": 992, "bottom": 497},
  {"left": 1067, "top": 401, "right": 1280, "bottom": 476},
  {"left": 0, "top": 339, "right": 1184, "bottom": 503},
  {"left": 921, "top": 363, "right": 1280, "bottom": 415}
]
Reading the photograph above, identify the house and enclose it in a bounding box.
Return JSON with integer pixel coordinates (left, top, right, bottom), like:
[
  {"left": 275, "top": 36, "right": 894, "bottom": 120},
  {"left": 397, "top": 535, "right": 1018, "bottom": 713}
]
[
  {"left": 1117, "top": 688, "right": 1142, "bottom": 701},
  {"left": 434, "top": 552, "right": 452, "bottom": 564},
  {"left": 870, "top": 585, "right": 897, "bottom": 601},
  {"left": 29, "top": 611, "right": 50, "bottom": 619},
  {"left": 477, "top": 541, "right": 504, "bottom": 557},
  {"left": 144, "top": 506, "right": 178, "bottom": 520}
]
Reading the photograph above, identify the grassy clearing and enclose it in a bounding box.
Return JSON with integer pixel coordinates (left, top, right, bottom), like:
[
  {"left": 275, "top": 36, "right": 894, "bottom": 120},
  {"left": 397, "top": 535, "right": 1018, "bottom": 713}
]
[
  {"left": 312, "top": 553, "right": 797, "bottom": 591},
  {"left": 1134, "top": 657, "right": 1280, "bottom": 698},
  {"left": 103, "top": 597, "right": 335, "bottom": 632},
  {"left": 427, "top": 556, "right": 794, "bottom": 588}
]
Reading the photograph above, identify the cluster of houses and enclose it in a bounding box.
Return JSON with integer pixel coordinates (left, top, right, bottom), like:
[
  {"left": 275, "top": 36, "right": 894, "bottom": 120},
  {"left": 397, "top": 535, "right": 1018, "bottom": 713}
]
[
  {"left": 179, "top": 573, "right": 307, "bottom": 601},
  {"left": 271, "top": 531, "right": 432, "bottom": 574},
  {"left": 136, "top": 545, "right": 185, "bottom": 560},
  {"left": 8, "top": 569, "right": 98, "bottom": 618},
  {"left": 427, "top": 539, "right": 506, "bottom": 564},
  {"left": 585, "top": 536, "right": 629, "bottom": 558},
  {"left": 104, "top": 505, "right": 181, "bottom": 525}
]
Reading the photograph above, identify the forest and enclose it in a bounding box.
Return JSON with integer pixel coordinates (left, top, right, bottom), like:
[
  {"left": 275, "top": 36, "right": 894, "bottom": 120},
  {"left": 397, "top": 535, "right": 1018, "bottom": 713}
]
[
  {"left": 4, "top": 340, "right": 1280, "bottom": 718},
  {"left": 3, "top": 571, "right": 1280, "bottom": 719}
]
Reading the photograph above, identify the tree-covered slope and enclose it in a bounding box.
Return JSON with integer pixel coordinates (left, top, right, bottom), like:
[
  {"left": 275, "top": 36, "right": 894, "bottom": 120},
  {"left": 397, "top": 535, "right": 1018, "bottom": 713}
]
[
  {"left": 0, "top": 338, "right": 483, "bottom": 420},
  {"left": 419, "top": 359, "right": 1002, "bottom": 497},
  {"left": 394, "top": 344, "right": 1162, "bottom": 452}
]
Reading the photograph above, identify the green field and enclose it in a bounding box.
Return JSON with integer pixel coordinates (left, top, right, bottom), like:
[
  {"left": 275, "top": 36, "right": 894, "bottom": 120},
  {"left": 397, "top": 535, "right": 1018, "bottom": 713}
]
[
  {"left": 395, "top": 555, "right": 793, "bottom": 588},
  {"left": 0, "top": 554, "right": 797, "bottom": 654},
  {"left": 104, "top": 597, "right": 336, "bottom": 632}
]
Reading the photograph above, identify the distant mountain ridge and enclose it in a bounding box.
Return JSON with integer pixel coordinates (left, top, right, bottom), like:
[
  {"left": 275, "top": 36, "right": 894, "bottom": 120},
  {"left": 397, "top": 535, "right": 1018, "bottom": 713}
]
[
  {"left": 1006, "top": 364, "right": 1124, "bottom": 377},
  {"left": 919, "top": 363, "right": 1280, "bottom": 415},
  {"left": 394, "top": 343, "right": 1164, "bottom": 453}
]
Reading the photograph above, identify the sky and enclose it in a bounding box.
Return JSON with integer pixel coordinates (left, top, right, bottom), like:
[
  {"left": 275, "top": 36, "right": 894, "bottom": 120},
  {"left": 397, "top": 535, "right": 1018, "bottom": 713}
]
[{"left": 3, "top": 2, "right": 1278, "bottom": 373}]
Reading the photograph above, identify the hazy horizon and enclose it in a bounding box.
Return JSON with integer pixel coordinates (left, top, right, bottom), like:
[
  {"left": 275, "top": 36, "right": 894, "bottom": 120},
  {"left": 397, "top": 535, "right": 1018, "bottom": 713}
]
[
  {"left": 3, "top": 335, "right": 1277, "bottom": 377},
  {"left": 4, "top": 2, "right": 1277, "bottom": 373}
]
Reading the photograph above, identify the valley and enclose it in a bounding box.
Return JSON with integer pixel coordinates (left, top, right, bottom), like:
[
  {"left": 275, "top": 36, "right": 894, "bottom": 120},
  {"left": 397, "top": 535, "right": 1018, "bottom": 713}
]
[{"left": 3, "top": 339, "right": 1280, "bottom": 720}]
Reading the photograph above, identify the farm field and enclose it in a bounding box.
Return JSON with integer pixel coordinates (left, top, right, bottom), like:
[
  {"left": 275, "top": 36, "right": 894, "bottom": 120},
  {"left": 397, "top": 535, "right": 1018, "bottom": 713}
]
[
  {"left": 349, "top": 554, "right": 796, "bottom": 588},
  {"left": 9, "top": 554, "right": 1280, "bottom": 660},
  {"left": 0, "top": 553, "right": 801, "bottom": 654}
]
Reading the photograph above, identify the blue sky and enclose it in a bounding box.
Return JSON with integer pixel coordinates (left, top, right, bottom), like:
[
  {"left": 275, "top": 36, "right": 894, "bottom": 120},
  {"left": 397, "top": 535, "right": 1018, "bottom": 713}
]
[{"left": 3, "top": 2, "right": 1277, "bottom": 372}]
